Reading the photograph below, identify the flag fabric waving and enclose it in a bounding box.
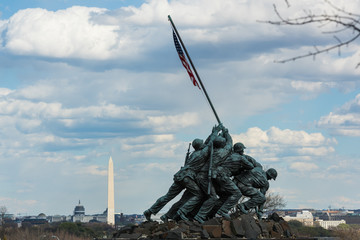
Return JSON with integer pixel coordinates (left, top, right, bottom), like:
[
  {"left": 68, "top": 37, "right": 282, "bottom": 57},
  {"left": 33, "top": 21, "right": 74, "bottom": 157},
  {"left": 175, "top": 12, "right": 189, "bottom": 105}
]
[
  {"left": 168, "top": 15, "right": 221, "bottom": 124},
  {"left": 172, "top": 31, "right": 201, "bottom": 89}
]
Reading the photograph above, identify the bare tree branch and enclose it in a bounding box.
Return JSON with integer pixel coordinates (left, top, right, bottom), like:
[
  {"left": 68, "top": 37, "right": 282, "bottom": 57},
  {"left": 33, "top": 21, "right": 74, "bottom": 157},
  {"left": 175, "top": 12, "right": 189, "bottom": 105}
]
[
  {"left": 284, "top": 0, "right": 290, "bottom": 8},
  {"left": 263, "top": 192, "right": 287, "bottom": 211},
  {"left": 274, "top": 32, "right": 360, "bottom": 64},
  {"left": 324, "top": 0, "right": 360, "bottom": 17},
  {"left": 261, "top": 0, "right": 360, "bottom": 66}
]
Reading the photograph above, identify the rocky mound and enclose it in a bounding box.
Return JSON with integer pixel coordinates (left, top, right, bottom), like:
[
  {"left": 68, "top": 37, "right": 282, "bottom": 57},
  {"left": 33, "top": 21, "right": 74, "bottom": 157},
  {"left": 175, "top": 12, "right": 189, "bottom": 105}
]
[{"left": 112, "top": 213, "right": 293, "bottom": 239}]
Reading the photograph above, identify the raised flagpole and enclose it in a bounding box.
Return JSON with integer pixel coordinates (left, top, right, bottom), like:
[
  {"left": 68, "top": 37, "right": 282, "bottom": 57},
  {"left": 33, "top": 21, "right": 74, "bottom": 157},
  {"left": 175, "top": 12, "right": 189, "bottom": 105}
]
[{"left": 168, "top": 15, "right": 222, "bottom": 125}]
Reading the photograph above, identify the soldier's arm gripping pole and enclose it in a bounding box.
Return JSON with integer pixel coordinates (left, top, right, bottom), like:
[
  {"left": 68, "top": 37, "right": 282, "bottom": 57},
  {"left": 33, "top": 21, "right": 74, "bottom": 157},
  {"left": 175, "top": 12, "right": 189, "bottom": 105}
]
[
  {"left": 207, "top": 142, "right": 214, "bottom": 195},
  {"left": 168, "top": 15, "right": 221, "bottom": 125}
]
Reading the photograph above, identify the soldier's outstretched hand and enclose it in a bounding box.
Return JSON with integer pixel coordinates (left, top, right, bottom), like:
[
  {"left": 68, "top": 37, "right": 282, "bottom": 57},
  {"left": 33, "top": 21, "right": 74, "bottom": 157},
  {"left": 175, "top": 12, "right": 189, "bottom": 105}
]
[{"left": 212, "top": 124, "right": 221, "bottom": 133}]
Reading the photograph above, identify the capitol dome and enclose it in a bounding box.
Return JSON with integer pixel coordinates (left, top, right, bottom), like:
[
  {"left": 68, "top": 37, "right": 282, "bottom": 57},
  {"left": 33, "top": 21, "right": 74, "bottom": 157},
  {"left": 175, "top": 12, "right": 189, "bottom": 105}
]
[
  {"left": 74, "top": 200, "right": 85, "bottom": 215},
  {"left": 37, "top": 213, "right": 46, "bottom": 219}
]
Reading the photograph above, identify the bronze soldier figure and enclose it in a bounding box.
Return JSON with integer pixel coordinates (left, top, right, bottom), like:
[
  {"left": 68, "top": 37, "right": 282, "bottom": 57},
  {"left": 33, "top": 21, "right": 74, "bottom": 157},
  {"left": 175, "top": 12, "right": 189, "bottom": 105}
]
[
  {"left": 193, "top": 125, "right": 233, "bottom": 223},
  {"left": 235, "top": 167, "right": 277, "bottom": 219},
  {"left": 143, "top": 125, "right": 221, "bottom": 221}
]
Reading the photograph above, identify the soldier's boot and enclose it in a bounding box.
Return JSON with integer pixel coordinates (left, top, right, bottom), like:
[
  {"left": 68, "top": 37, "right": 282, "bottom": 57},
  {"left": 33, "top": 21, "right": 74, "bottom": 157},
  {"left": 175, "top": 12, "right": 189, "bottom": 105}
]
[
  {"left": 193, "top": 215, "right": 205, "bottom": 224},
  {"left": 172, "top": 211, "right": 188, "bottom": 222},
  {"left": 237, "top": 203, "right": 248, "bottom": 214},
  {"left": 172, "top": 212, "right": 180, "bottom": 221},
  {"left": 160, "top": 214, "right": 169, "bottom": 223},
  {"left": 143, "top": 209, "right": 153, "bottom": 221},
  {"left": 216, "top": 210, "right": 231, "bottom": 221},
  {"left": 177, "top": 210, "right": 189, "bottom": 221},
  {"left": 256, "top": 207, "right": 263, "bottom": 219}
]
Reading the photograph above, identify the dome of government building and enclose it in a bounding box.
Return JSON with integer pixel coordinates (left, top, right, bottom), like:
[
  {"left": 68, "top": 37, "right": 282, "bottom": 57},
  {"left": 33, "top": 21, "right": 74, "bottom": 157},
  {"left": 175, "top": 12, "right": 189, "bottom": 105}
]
[{"left": 74, "top": 200, "right": 85, "bottom": 215}]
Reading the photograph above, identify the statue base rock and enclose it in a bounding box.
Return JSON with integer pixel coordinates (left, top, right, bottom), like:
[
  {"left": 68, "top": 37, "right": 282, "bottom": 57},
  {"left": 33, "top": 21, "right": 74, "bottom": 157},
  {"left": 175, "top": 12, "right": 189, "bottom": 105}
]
[{"left": 109, "top": 212, "right": 296, "bottom": 239}]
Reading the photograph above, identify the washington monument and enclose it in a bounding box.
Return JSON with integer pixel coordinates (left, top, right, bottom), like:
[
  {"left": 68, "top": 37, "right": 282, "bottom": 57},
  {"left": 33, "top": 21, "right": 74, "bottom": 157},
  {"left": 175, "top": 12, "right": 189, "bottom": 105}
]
[{"left": 107, "top": 156, "right": 115, "bottom": 225}]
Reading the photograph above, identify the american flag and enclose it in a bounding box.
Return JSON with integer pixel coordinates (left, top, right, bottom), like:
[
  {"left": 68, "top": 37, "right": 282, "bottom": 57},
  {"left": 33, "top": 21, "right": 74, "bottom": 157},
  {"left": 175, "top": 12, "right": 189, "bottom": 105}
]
[{"left": 172, "top": 31, "right": 201, "bottom": 89}]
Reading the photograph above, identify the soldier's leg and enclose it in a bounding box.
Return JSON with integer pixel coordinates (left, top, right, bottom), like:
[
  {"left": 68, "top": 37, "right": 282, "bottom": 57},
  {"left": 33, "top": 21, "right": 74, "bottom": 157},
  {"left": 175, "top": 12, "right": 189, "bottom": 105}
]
[
  {"left": 208, "top": 196, "right": 226, "bottom": 219},
  {"left": 207, "top": 180, "right": 227, "bottom": 218},
  {"left": 242, "top": 191, "right": 265, "bottom": 210},
  {"left": 187, "top": 197, "right": 205, "bottom": 219},
  {"left": 144, "top": 181, "right": 184, "bottom": 219},
  {"left": 237, "top": 184, "right": 265, "bottom": 213},
  {"left": 162, "top": 189, "right": 192, "bottom": 221},
  {"left": 215, "top": 177, "right": 242, "bottom": 218},
  {"left": 193, "top": 176, "right": 218, "bottom": 223},
  {"left": 176, "top": 177, "right": 203, "bottom": 220}
]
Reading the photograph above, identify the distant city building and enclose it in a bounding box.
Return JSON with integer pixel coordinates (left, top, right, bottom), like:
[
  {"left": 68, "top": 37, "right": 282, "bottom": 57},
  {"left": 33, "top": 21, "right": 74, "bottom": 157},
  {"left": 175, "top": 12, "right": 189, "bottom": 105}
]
[
  {"left": 315, "top": 219, "right": 346, "bottom": 229},
  {"left": 22, "top": 214, "right": 49, "bottom": 226},
  {"left": 278, "top": 209, "right": 352, "bottom": 230},
  {"left": 341, "top": 215, "right": 360, "bottom": 224},
  {"left": 71, "top": 200, "right": 107, "bottom": 223},
  {"left": 47, "top": 215, "right": 67, "bottom": 223},
  {"left": 283, "top": 210, "right": 314, "bottom": 226},
  {"left": 74, "top": 201, "right": 85, "bottom": 215},
  {"left": 116, "top": 213, "right": 145, "bottom": 227},
  {"left": 72, "top": 200, "right": 86, "bottom": 222}
]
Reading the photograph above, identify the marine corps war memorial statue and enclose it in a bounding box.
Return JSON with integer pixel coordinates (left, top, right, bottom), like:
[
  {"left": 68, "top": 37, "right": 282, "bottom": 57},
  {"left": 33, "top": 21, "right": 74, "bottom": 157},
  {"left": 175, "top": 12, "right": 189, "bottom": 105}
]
[
  {"left": 111, "top": 16, "right": 294, "bottom": 239},
  {"left": 112, "top": 124, "right": 290, "bottom": 239},
  {"left": 143, "top": 123, "right": 277, "bottom": 223},
  {"left": 112, "top": 123, "right": 290, "bottom": 239}
]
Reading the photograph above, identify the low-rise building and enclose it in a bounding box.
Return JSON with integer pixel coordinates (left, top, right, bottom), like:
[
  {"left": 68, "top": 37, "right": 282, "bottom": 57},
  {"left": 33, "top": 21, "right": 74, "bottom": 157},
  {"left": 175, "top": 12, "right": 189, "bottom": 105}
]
[
  {"left": 47, "top": 215, "right": 67, "bottom": 223},
  {"left": 315, "top": 219, "right": 346, "bottom": 229},
  {"left": 283, "top": 210, "right": 314, "bottom": 226}
]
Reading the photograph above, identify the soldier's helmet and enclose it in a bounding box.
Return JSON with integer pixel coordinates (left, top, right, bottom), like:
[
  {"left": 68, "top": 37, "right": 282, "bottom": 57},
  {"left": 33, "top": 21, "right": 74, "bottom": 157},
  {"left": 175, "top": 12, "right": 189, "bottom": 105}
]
[
  {"left": 266, "top": 168, "right": 277, "bottom": 180},
  {"left": 192, "top": 138, "right": 203, "bottom": 150},
  {"left": 233, "top": 142, "right": 246, "bottom": 153},
  {"left": 213, "top": 136, "right": 226, "bottom": 148}
]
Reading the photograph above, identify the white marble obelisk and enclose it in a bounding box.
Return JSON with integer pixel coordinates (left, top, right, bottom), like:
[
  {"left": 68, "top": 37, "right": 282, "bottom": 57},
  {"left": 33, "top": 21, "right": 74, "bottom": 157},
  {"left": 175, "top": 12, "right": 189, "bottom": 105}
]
[{"left": 107, "top": 156, "right": 115, "bottom": 225}]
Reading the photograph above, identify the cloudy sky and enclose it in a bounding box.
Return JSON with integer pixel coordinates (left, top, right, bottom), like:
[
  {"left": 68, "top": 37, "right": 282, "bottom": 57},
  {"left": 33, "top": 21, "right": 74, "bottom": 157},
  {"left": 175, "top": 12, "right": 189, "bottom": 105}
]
[{"left": 1, "top": 0, "right": 360, "bottom": 216}]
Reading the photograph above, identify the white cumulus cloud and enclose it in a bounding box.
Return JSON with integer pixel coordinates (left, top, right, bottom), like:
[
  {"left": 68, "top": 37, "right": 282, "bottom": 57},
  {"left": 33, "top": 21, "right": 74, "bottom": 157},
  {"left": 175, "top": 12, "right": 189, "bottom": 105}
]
[
  {"left": 3, "top": 6, "right": 127, "bottom": 59},
  {"left": 233, "top": 127, "right": 337, "bottom": 162},
  {"left": 290, "top": 162, "right": 319, "bottom": 171},
  {"left": 317, "top": 94, "right": 360, "bottom": 136}
]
